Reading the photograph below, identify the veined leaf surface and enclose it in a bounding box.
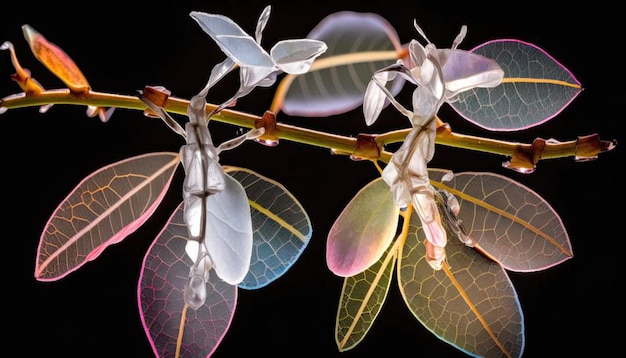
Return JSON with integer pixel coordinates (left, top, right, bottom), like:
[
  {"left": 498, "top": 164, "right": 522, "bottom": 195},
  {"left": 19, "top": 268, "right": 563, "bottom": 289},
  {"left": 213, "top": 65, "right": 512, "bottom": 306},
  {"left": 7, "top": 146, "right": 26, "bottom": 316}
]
[
  {"left": 224, "top": 167, "right": 312, "bottom": 289},
  {"left": 138, "top": 202, "right": 237, "bottom": 358},
  {"left": 450, "top": 39, "right": 582, "bottom": 131},
  {"left": 278, "top": 11, "right": 405, "bottom": 117},
  {"left": 326, "top": 177, "right": 398, "bottom": 277},
  {"left": 429, "top": 169, "right": 572, "bottom": 272},
  {"left": 335, "top": 241, "right": 397, "bottom": 351},
  {"left": 398, "top": 209, "right": 524, "bottom": 358},
  {"left": 36, "top": 152, "right": 180, "bottom": 281}
]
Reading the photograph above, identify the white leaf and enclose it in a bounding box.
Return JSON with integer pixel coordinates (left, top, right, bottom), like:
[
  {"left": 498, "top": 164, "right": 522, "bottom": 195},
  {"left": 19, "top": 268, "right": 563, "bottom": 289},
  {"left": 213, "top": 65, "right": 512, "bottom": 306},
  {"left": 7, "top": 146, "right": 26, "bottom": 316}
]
[
  {"left": 433, "top": 49, "right": 504, "bottom": 97},
  {"left": 190, "top": 11, "right": 275, "bottom": 68},
  {"left": 239, "top": 66, "right": 276, "bottom": 89},
  {"left": 204, "top": 174, "right": 253, "bottom": 285},
  {"left": 363, "top": 68, "right": 403, "bottom": 126},
  {"left": 270, "top": 39, "right": 327, "bottom": 74},
  {"left": 363, "top": 79, "right": 388, "bottom": 126}
]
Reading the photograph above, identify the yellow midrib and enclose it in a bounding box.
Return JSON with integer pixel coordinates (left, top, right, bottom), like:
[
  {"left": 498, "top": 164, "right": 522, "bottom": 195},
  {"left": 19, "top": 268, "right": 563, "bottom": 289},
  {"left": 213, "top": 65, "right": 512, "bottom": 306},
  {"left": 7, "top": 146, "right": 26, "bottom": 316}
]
[
  {"left": 443, "top": 264, "right": 512, "bottom": 358},
  {"left": 248, "top": 200, "right": 307, "bottom": 243},
  {"left": 501, "top": 77, "right": 581, "bottom": 89},
  {"left": 431, "top": 181, "right": 571, "bottom": 256}
]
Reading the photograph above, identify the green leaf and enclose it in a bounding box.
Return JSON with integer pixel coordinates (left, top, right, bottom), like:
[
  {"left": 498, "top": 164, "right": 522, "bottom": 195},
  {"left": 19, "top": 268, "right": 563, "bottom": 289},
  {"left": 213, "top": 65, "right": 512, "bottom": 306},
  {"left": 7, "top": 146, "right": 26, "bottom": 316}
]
[
  {"left": 429, "top": 169, "right": 572, "bottom": 272},
  {"left": 450, "top": 39, "right": 582, "bottom": 131},
  {"left": 335, "top": 240, "right": 397, "bottom": 351},
  {"left": 224, "top": 166, "right": 312, "bottom": 289},
  {"left": 398, "top": 207, "right": 524, "bottom": 358}
]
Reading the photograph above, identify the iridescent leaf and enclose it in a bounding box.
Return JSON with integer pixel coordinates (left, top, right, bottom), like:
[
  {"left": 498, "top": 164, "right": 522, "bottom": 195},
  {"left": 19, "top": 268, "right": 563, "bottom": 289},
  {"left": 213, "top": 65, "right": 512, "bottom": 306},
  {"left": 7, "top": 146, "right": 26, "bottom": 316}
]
[
  {"left": 138, "top": 202, "right": 237, "bottom": 358},
  {"left": 429, "top": 169, "right": 572, "bottom": 272},
  {"left": 36, "top": 152, "right": 180, "bottom": 281},
  {"left": 224, "top": 167, "right": 312, "bottom": 289},
  {"left": 335, "top": 240, "right": 397, "bottom": 351},
  {"left": 327, "top": 177, "right": 398, "bottom": 277},
  {"left": 450, "top": 39, "right": 582, "bottom": 131},
  {"left": 278, "top": 11, "right": 405, "bottom": 117},
  {"left": 398, "top": 209, "right": 524, "bottom": 358}
]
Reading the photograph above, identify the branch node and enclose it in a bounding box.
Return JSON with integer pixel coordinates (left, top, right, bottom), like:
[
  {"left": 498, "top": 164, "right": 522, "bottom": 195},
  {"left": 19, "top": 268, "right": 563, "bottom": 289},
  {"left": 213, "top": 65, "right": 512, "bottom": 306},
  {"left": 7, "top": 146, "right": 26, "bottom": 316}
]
[
  {"left": 141, "top": 85, "right": 171, "bottom": 118},
  {"left": 502, "top": 138, "right": 546, "bottom": 174},
  {"left": 350, "top": 133, "right": 380, "bottom": 161},
  {"left": 574, "top": 133, "right": 618, "bottom": 162},
  {"left": 254, "top": 110, "right": 279, "bottom": 147}
]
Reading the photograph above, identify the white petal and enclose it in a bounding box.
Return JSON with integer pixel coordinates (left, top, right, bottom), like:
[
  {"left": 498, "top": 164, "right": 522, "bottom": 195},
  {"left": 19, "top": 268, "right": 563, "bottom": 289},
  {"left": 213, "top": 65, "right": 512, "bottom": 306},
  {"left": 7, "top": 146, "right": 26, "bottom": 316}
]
[
  {"left": 240, "top": 66, "right": 276, "bottom": 89},
  {"left": 435, "top": 49, "right": 504, "bottom": 96},
  {"left": 183, "top": 195, "right": 203, "bottom": 238},
  {"left": 409, "top": 39, "right": 427, "bottom": 67},
  {"left": 270, "top": 39, "right": 327, "bottom": 74},
  {"left": 190, "top": 11, "right": 275, "bottom": 68},
  {"left": 203, "top": 174, "right": 253, "bottom": 285},
  {"left": 363, "top": 74, "right": 391, "bottom": 126}
]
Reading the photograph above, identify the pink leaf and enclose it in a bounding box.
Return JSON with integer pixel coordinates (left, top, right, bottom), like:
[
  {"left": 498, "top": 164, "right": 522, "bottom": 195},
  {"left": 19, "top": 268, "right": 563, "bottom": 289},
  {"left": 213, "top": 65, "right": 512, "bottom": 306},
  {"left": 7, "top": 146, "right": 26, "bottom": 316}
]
[
  {"left": 327, "top": 178, "right": 398, "bottom": 277},
  {"left": 36, "top": 152, "right": 179, "bottom": 281},
  {"left": 138, "top": 202, "right": 237, "bottom": 358}
]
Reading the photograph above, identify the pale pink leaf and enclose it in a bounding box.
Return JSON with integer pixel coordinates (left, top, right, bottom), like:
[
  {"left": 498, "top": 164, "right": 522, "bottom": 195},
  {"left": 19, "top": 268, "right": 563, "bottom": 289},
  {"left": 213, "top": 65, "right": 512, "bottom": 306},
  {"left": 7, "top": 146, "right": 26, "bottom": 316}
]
[
  {"left": 138, "top": 202, "right": 237, "bottom": 358},
  {"left": 327, "top": 178, "right": 398, "bottom": 277},
  {"left": 36, "top": 152, "right": 180, "bottom": 281}
]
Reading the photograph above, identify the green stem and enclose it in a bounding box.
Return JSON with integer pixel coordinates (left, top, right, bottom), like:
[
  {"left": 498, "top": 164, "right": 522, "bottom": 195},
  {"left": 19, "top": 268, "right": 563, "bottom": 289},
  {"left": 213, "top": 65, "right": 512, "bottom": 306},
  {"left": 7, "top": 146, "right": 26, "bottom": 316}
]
[{"left": 1, "top": 90, "right": 607, "bottom": 166}]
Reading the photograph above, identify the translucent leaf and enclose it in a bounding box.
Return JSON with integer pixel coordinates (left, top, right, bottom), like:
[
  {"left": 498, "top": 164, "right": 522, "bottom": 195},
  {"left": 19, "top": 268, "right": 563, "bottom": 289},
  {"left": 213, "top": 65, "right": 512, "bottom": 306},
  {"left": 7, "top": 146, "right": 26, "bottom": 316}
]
[
  {"left": 224, "top": 167, "right": 312, "bottom": 290},
  {"left": 138, "top": 202, "right": 237, "bottom": 358},
  {"left": 36, "top": 152, "right": 180, "bottom": 281},
  {"left": 203, "top": 174, "right": 253, "bottom": 285},
  {"left": 429, "top": 169, "right": 572, "bottom": 272},
  {"left": 189, "top": 11, "right": 275, "bottom": 69},
  {"left": 270, "top": 39, "right": 328, "bottom": 74},
  {"left": 398, "top": 209, "right": 524, "bottom": 358},
  {"left": 327, "top": 177, "right": 398, "bottom": 277},
  {"left": 279, "top": 11, "right": 405, "bottom": 117},
  {"left": 335, "top": 242, "right": 397, "bottom": 351},
  {"left": 432, "top": 49, "right": 504, "bottom": 98},
  {"left": 450, "top": 39, "right": 582, "bottom": 131}
]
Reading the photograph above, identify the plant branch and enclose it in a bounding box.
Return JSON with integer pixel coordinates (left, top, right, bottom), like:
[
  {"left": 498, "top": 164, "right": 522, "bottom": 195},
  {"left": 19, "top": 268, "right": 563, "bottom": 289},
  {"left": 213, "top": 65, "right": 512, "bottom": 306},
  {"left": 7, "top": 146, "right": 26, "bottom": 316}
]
[{"left": 1, "top": 89, "right": 615, "bottom": 169}]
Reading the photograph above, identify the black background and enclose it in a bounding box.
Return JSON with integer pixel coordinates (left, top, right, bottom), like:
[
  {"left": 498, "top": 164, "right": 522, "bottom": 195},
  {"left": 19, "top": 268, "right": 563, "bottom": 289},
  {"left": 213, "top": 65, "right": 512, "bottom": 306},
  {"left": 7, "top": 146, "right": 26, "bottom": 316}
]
[{"left": 3, "top": 1, "right": 623, "bottom": 357}]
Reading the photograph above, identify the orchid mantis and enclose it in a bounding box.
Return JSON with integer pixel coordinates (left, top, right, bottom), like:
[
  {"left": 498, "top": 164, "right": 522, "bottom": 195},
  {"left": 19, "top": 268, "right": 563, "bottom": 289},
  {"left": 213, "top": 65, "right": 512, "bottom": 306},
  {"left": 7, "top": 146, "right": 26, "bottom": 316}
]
[
  {"left": 1, "top": 4, "right": 616, "bottom": 358},
  {"left": 363, "top": 21, "right": 504, "bottom": 269},
  {"left": 141, "top": 90, "right": 264, "bottom": 298},
  {"left": 22, "top": 5, "right": 320, "bottom": 357},
  {"left": 189, "top": 5, "right": 327, "bottom": 118},
  {"left": 304, "top": 11, "right": 585, "bottom": 357}
]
